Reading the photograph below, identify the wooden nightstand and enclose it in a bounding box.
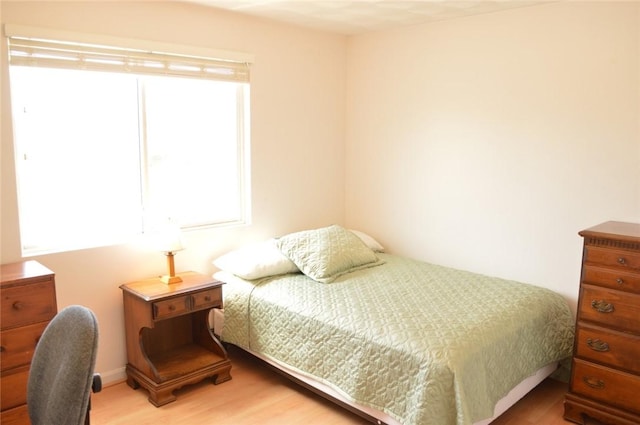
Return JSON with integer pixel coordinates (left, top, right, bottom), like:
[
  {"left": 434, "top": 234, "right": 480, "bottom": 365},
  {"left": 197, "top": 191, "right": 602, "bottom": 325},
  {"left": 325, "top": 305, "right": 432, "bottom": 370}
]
[{"left": 120, "top": 271, "right": 231, "bottom": 406}]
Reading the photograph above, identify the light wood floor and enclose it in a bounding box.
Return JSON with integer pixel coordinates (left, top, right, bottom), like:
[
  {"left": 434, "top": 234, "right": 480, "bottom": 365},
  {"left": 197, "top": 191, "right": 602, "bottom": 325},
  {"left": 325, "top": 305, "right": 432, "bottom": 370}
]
[{"left": 91, "top": 346, "right": 574, "bottom": 425}]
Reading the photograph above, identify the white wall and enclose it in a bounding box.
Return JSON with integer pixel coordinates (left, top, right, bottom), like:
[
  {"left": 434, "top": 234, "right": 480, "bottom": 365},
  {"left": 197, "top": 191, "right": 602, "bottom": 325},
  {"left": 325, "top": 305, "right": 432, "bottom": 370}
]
[
  {"left": 345, "top": 1, "right": 640, "bottom": 311},
  {"left": 1, "top": 1, "right": 347, "bottom": 382}
]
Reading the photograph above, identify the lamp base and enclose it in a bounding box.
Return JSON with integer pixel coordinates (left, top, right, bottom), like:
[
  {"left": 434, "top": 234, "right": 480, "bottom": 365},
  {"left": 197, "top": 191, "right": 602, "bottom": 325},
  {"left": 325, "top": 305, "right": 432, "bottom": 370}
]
[{"left": 160, "top": 275, "right": 183, "bottom": 284}]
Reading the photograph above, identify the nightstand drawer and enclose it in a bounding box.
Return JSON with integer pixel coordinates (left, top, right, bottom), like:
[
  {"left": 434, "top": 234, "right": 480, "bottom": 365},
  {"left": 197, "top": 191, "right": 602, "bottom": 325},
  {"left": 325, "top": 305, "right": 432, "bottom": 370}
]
[
  {"left": 582, "top": 266, "right": 640, "bottom": 294},
  {"left": 584, "top": 246, "right": 640, "bottom": 271},
  {"left": 1, "top": 281, "right": 56, "bottom": 330},
  {"left": 0, "top": 322, "right": 47, "bottom": 371},
  {"left": 572, "top": 359, "right": 640, "bottom": 415},
  {"left": 191, "top": 288, "right": 221, "bottom": 310},
  {"left": 153, "top": 296, "right": 190, "bottom": 320},
  {"left": 576, "top": 325, "right": 640, "bottom": 374},
  {"left": 579, "top": 285, "right": 640, "bottom": 333}
]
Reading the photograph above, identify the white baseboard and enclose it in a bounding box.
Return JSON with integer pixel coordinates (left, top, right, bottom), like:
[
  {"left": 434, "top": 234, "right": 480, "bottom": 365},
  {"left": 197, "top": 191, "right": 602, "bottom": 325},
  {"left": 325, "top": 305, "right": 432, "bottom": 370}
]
[{"left": 99, "top": 366, "right": 127, "bottom": 386}]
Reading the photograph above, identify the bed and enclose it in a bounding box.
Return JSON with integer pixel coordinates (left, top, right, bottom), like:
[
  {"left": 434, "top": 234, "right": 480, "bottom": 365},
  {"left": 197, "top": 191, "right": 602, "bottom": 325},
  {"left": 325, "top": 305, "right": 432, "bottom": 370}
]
[{"left": 213, "top": 225, "right": 575, "bottom": 425}]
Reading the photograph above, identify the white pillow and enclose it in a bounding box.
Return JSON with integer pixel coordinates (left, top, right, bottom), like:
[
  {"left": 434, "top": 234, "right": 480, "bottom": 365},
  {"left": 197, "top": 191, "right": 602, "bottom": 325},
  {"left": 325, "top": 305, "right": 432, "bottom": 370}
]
[
  {"left": 349, "top": 229, "right": 384, "bottom": 252},
  {"left": 213, "top": 239, "right": 299, "bottom": 280}
]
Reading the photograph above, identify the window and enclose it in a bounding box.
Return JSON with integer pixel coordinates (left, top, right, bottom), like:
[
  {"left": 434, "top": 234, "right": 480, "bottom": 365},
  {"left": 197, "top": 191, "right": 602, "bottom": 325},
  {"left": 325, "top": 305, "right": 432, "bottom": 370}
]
[{"left": 6, "top": 25, "right": 252, "bottom": 255}]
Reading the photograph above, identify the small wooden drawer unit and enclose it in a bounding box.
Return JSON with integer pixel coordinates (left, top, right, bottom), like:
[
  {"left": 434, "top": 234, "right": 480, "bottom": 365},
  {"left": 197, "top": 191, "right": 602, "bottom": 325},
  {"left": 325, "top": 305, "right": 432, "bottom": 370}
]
[
  {"left": 1, "top": 261, "right": 57, "bottom": 425},
  {"left": 564, "top": 221, "right": 640, "bottom": 425},
  {"left": 120, "top": 271, "right": 231, "bottom": 407}
]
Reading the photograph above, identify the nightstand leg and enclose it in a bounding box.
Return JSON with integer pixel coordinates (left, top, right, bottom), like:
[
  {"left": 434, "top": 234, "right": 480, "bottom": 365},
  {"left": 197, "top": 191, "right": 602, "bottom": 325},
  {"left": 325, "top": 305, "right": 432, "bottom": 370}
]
[
  {"left": 126, "top": 374, "right": 140, "bottom": 390},
  {"left": 212, "top": 366, "right": 232, "bottom": 385},
  {"left": 148, "top": 389, "right": 177, "bottom": 407}
]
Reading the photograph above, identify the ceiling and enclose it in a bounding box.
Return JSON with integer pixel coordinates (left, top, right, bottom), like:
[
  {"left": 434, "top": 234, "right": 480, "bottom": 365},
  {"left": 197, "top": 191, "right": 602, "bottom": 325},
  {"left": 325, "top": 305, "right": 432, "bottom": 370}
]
[{"left": 190, "top": 1, "right": 548, "bottom": 35}]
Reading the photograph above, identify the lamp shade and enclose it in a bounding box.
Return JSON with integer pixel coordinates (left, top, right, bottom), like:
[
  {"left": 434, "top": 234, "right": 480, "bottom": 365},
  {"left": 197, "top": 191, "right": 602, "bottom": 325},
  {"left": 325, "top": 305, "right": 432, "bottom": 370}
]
[{"left": 154, "top": 220, "right": 184, "bottom": 253}]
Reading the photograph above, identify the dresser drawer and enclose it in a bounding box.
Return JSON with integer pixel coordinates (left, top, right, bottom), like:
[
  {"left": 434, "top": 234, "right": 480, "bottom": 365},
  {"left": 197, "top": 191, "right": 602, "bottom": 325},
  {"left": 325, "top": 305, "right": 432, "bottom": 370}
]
[
  {"left": 575, "top": 324, "right": 640, "bottom": 374},
  {"left": 1, "top": 281, "right": 57, "bottom": 330},
  {"left": 582, "top": 265, "right": 640, "bottom": 294},
  {"left": 153, "top": 295, "right": 190, "bottom": 320},
  {"left": 584, "top": 246, "right": 640, "bottom": 271},
  {"left": 0, "top": 404, "right": 29, "bottom": 425},
  {"left": 0, "top": 321, "right": 47, "bottom": 371},
  {"left": 0, "top": 365, "right": 29, "bottom": 411},
  {"left": 571, "top": 358, "right": 640, "bottom": 415},
  {"left": 191, "top": 288, "right": 221, "bottom": 311},
  {"left": 579, "top": 285, "right": 640, "bottom": 333}
]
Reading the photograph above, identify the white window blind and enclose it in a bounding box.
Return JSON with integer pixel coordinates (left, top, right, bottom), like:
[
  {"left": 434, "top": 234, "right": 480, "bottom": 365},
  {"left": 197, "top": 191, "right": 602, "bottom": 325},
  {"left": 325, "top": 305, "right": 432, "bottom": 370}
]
[{"left": 4, "top": 24, "right": 253, "bottom": 82}]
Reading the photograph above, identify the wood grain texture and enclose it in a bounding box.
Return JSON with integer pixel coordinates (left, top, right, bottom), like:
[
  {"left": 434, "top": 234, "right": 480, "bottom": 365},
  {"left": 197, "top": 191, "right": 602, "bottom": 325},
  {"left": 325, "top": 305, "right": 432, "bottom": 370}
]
[
  {"left": 91, "top": 346, "right": 574, "bottom": 425},
  {"left": 0, "top": 260, "right": 57, "bottom": 425},
  {"left": 565, "top": 222, "right": 640, "bottom": 425}
]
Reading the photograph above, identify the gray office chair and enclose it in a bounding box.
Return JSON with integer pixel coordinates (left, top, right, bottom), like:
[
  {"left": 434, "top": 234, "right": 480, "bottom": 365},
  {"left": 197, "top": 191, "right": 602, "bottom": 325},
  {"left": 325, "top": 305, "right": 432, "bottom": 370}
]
[{"left": 27, "top": 305, "right": 101, "bottom": 425}]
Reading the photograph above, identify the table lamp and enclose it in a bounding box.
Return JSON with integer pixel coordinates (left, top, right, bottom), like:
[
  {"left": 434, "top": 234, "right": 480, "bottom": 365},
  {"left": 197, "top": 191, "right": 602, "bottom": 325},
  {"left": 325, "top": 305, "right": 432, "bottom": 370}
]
[{"left": 156, "top": 221, "right": 184, "bottom": 284}]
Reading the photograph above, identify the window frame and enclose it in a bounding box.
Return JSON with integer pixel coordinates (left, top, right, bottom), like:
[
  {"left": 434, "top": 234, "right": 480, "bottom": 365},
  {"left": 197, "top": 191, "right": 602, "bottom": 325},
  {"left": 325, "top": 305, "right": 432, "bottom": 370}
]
[{"left": 5, "top": 24, "right": 254, "bottom": 256}]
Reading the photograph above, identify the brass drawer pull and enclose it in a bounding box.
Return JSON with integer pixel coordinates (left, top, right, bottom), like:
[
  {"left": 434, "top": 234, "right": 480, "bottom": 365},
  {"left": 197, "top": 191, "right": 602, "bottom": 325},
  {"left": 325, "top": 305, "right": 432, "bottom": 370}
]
[
  {"left": 586, "top": 338, "right": 610, "bottom": 352},
  {"left": 617, "top": 257, "right": 626, "bottom": 265},
  {"left": 591, "top": 300, "right": 615, "bottom": 313},
  {"left": 12, "top": 301, "right": 24, "bottom": 310},
  {"left": 583, "top": 376, "right": 605, "bottom": 390}
]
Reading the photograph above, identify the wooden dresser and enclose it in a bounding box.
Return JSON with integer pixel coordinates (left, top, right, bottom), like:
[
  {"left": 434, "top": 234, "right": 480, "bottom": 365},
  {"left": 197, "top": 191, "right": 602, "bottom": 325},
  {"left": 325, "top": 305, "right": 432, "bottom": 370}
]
[
  {"left": 564, "top": 221, "right": 640, "bottom": 425},
  {"left": 1, "top": 261, "right": 57, "bottom": 425}
]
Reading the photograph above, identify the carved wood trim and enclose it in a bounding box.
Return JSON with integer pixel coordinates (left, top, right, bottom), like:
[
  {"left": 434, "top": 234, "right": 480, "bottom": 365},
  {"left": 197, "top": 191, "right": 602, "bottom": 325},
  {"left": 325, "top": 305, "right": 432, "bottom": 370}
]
[{"left": 584, "top": 237, "right": 640, "bottom": 252}]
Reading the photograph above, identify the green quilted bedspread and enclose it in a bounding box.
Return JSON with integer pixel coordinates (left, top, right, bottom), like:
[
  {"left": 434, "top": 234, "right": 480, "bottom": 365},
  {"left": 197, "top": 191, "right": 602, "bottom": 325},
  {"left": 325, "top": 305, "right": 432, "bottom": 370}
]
[{"left": 220, "top": 254, "right": 574, "bottom": 425}]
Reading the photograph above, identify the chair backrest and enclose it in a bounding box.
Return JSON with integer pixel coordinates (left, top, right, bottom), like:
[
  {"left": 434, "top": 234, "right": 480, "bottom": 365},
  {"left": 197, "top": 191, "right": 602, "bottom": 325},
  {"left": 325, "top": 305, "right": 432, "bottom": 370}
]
[{"left": 27, "top": 305, "right": 99, "bottom": 425}]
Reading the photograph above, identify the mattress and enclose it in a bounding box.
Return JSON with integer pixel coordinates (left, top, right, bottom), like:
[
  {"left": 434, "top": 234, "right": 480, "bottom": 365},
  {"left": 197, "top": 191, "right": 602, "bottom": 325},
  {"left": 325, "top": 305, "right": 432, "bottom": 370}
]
[{"left": 217, "top": 253, "right": 574, "bottom": 425}]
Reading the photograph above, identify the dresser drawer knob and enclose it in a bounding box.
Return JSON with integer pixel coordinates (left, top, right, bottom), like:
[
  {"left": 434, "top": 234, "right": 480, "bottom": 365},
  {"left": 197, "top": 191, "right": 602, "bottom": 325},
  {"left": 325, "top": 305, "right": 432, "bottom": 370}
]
[
  {"left": 616, "top": 278, "right": 624, "bottom": 285},
  {"left": 583, "top": 376, "right": 605, "bottom": 390},
  {"left": 586, "top": 338, "right": 610, "bottom": 352},
  {"left": 0, "top": 346, "right": 5, "bottom": 352},
  {"left": 591, "top": 300, "right": 615, "bottom": 313},
  {"left": 168, "top": 305, "right": 176, "bottom": 311},
  {"left": 12, "top": 301, "right": 24, "bottom": 310},
  {"left": 204, "top": 295, "right": 211, "bottom": 302},
  {"left": 617, "top": 257, "right": 626, "bottom": 265}
]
